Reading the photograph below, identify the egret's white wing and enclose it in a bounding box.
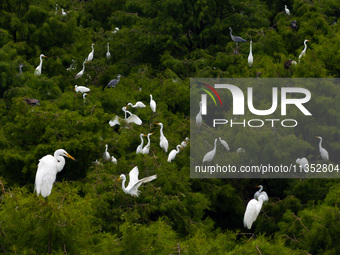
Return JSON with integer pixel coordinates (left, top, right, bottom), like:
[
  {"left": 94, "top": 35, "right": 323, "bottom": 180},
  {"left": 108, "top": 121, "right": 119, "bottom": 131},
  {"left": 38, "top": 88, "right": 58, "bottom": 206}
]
[
  {"left": 243, "top": 199, "right": 260, "bottom": 229},
  {"left": 129, "top": 174, "right": 157, "bottom": 197},
  {"left": 135, "top": 101, "right": 146, "bottom": 108},
  {"left": 126, "top": 166, "right": 140, "bottom": 190},
  {"left": 160, "top": 136, "right": 169, "bottom": 152},
  {"left": 220, "top": 139, "right": 230, "bottom": 151},
  {"left": 126, "top": 114, "right": 142, "bottom": 125},
  {"left": 109, "top": 115, "right": 121, "bottom": 127},
  {"left": 35, "top": 155, "right": 58, "bottom": 197}
]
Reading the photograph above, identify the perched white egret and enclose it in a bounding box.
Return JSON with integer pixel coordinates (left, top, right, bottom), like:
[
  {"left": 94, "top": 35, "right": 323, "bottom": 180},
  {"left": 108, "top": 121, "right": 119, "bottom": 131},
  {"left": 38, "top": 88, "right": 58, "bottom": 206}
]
[
  {"left": 253, "top": 185, "right": 268, "bottom": 201},
  {"left": 118, "top": 166, "right": 157, "bottom": 197},
  {"left": 219, "top": 137, "right": 230, "bottom": 151},
  {"left": 181, "top": 137, "right": 190, "bottom": 148},
  {"left": 150, "top": 94, "right": 156, "bottom": 113},
  {"left": 243, "top": 193, "right": 268, "bottom": 229},
  {"left": 75, "top": 85, "right": 90, "bottom": 94},
  {"left": 61, "top": 8, "right": 67, "bottom": 16},
  {"left": 202, "top": 138, "right": 217, "bottom": 163},
  {"left": 316, "top": 136, "right": 329, "bottom": 160},
  {"left": 284, "top": 5, "right": 290, "bottom": 15},
  {"left": 35, "top": 149, "right": 76, "bottom": 198},
  {"left": 136, "top": 133, "right": 145, "bottom": 154},
  {"left": 34, "top": 54, "right": 47, "bottom": 76},
  {"left": 142, "top": 133, "right": 153, "bottom": 154},
  {"left": 196, "top": 101, "right": 202, "bottom": 127},
  {"left": 298, "top": 39, "right": 310, "bottom": 62},
  {"left": 106, "top": 42, "right": 111, "bottom": 60},
  {"left": 87, "top": 43, "right": 95, "bottom": 62},
  {"left": 167, "top": 145, "right": 182, "bottom": 163},
  {"left": 248, "top": 40, "right": 253, "bottom": 67},
  {"left": 296, "top": 157, "right": 309, "bottom": 171},
  {"left": 75, "top": 60, "right": 88, "bottom": 79},
  {"left": 103, "top": 144, "right": 110, "bottom": 161},
  {"left": 237, "top": 148, "right": 246, "bottom": 153},
  {"left": 156, "top": 122, "right": 169, "bottom": 153},
  {"left": 111, "top": 155, "right": 117, "bottom": 164},
  {"left": 127, "top": 101, "right": 146, "bottom": 108}
]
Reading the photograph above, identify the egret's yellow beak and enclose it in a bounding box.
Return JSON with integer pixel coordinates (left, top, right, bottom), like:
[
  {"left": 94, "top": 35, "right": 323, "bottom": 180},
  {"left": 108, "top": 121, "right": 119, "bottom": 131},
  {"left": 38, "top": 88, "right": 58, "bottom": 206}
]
[
  {"left": 66, "top": 153, "right": 76, "bottom": 161},
  {"left": 43, "top": 56, "right": 47, "bottom": 58},
  {"left": 256, "top": 185, "right": 260, "bottom": 188},
  {"left": 118, "top": 177, "right": 121, "bottom": 181}
]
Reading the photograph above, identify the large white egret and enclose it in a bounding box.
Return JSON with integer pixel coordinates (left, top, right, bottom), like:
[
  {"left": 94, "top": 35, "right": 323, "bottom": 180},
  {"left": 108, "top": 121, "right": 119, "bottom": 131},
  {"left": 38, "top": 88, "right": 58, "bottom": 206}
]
[
  {"left": 219, "top": 137, "right": 230, "bottom": 151},
  {"left": 74, "top": 85, "right": 90, "bottom": 94},
  {"left": 248, "top": 40, "right": 253, "bottom": 67},
  {"left": 167, "top": 145, "right": 182, "bottom": 163},
  {"left": 34, "top": 54, "right": 47, "bottom": 76},
  {"left": 156, "top": 122, "right": 169, "bottom": 153},
  {"left": 150, "top": 94, "right": 156, "bottom": 113},
  {"left": 35, "top": 149, "right": 76, "bottom": 198},
  {"left": 111, "top": 155, "right": 117, "bottom": 164},
  {"left": 127, "top": 101, "right": 146, "bottom": 108},
  {"left": 106, "top": 42, "right": 111, "bottom": 60},
  {"left": 103, "top": 144, "right": 110, "bottom": 161},
  {"left": 284, "top": 5, "right": 290, "bottom": 15},
  {"left": 296, "top": 157, "right": 309, "bottom": 171},
  {"left": 75, "top": 60, "right": 88, "bottom": 79},
  {"left": 118, "top": 166, "right": 157, "bottom": 197},
  {"left": 243, "top": 193, "right": 268, "bottom": 229},
  {"left": 87, "top": 43, "right": 95, "bottom": 62},
  {"left": 253, "top": 185, "right": 268, "bottom": 201},
  {"left": 298, "top": 39, "right": 310, "bottom": 62},
  {"left": 202, "top": 138, "right": 217, "bottom": 163},
  {"left": 61, "top": 8, "right": 67, "bottom": 16},
  {"left": 315, "top": 136, "right": 329, "bottom": 160},
  {"left": 142, "top": 133, "right": 153, "bottom": 154},
  {"left": 136, "top": 133, "right": 145, "bottom": 154},
  {"left": 196, "top": 101, "right": 202, "bottom": 127}
]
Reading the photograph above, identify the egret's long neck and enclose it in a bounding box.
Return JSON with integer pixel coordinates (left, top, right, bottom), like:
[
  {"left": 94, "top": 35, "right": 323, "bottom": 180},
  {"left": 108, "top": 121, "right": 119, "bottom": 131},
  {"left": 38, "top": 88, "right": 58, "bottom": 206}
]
[
  {"left": 250, "top": 42, "right": 252, "bottom": 52},
  {"left": 303, "top": 41, "right": 308, "bottom": 52},
  {"left": 319, "top": 138, "right": 323, "bottom": 150},
  {"left": 121, "top": 178, "right": 127, "bottom": 193},
  {"left": 159, "top": 125, "right": 164, "bottom": 137},
  {"left": 140, "top": 135, "right": 144, "bottom": 146},
  {"left": 56, "top": 156, "right": 65, "bottom": 172},
  {"left": 82, "top": 61, "right": 86, "bottom": 71},
  {"left": 146, "top": 135, "right": 151, "bottom": 146},
  {"left": 91, "top": 45, "right": 94, "bottom": 51},
  {"left": 176, "top": 145, "right": 181, "bottom": 153},
  {"left": 39, "top": 56, "right": 43, "bottom": 68},
  {"left": 213, "top": 140, "right": 217, "bottom": 152},
  {"left": 258, "top": 186, "right": 263, "bottom": 192},
  {"left": 107, "top": 44, "right": 109, "bottom": 51}
]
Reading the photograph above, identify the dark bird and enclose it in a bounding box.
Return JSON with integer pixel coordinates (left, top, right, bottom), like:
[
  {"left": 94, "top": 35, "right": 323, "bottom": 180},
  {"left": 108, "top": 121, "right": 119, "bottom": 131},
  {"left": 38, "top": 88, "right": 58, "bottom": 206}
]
[
  {"left": 290, "top": 20, "right": 297, "bottom": 30},
  {"left": 229, "top": 27, "right": 247, "bottom": 44},
  {"left": 284, "top": 59, "right": 297, "bottom": 69},
  {"left": 103, "top": 74, "right": 122, "bottom": 90},
  {"left": 24, "top": 98, "right": 40, "bottom": 106}
]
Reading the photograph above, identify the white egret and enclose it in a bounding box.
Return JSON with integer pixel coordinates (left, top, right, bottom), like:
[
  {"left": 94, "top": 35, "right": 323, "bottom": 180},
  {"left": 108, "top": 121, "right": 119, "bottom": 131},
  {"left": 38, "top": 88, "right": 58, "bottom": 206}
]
[
  {"left": 34, "top": 54, "right": 47, "bottom": 76},
  {"left": 156, "top": 122, "right": 169, "bottom": 153},
  {"left": 106, "top": 74, "right": 122, "bottom": 88},
  {"left": 136, "top": 133, "right": 145, "bottom": 154},
  {"left": 75, "top": 85, "right": 90, "bottom": 94},
  {"left": 219, "top": 137, "right": 230, "bottom": 151},
  {"left": 202, "top": 138, "right": 217, "bottom": 163},
  {"left": 106, "top": 42, "right": 111, "bottom": 60},
  {"left": 123, "top": 108, "right": 142, "bottom": 125},
  {"left": 243, "top": 193, "right": 268, "bottom": 229},
  {"left": 75, "top": 60, "right": 88, "bottom": 79},
  {"left": 167, "top": 145, "right": 182, "bottom": 163},
  {"left": 142, "top": 133, "right": 153, "bottom": 154},
  {"left": 111, "top": 155, "right": 117, "bottom": 164},
  {"left": 118, "top": 166, "right": 157, "bottom": 197},
  {"left": 298, "top": 39, "right": 310, "bottom": 62},
  {"left": 237, "top": 148, "right": 246, "bottom": 153},
  {"left": 35, "top": 149, "right": 76, "bottom": 198},
  {"left": 87, "top": 43, "right": 95, "bottom": 62},
  {"left": 127, "top": 101, "right": 146, "bottom": 108},
  {"left": 296, "top": 157, "right": 309, "bottom": 171},
  {"left": 113, "top": 27, "right": 119, "bottom": 33},
  {"left": 196, "top": 101, "right": 202, "bottom": 127},
  {"left": 18, "top": 63, "right": 24, "bottom": 74},
  {"left": 284, "top": 5, "right": 290, "bottom": 15},
  {"left": 109, "top": 115, "right": 121, "bottom": 127},
  {"left": 315, "top": 136, "right": 329, "bottom": 160},
  {"left": 181, "top": 137, "right": 190, "bottom": 148},
  {"left": 150, "top": 94, "right": 156, "bottom": 113},
  {"left": 253, "top": 185, "right": 268, "bottom": 201},
  {"left": 103, "top": 144, "right": 110, "bottom": 161},
  {"left": 61, "top": 8, "right": 67, "bottom": 16},
  {"left": 248, "top": 40, "right": 253, "bottom": 67}
]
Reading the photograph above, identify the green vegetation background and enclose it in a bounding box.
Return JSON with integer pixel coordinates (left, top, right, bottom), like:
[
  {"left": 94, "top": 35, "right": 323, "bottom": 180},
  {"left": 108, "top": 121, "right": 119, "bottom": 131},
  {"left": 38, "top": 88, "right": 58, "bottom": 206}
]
[{"left": 0, "top": 0, "right": 339, "bottom": 254}]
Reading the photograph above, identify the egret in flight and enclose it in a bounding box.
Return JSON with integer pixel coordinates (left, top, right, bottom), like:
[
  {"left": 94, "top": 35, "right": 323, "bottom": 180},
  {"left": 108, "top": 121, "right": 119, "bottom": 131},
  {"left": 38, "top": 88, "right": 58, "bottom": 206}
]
[
  {"left": 136, "top": 133, "right": 145, "bottom": 154},
  {"left": 34, "top": 54, "right": 47, "bottom": 76},
  {"left": 202, "top": 138, "right": 217, "bottom": 163},
  {"left": 75, "top": 60, "right": 88, "bottom": 79},
  {"left": 298, "top": 40, "right": 310, "bottom": 62},
  {"left": 167, "top": 145, "right": 182, "bottom": 163},
  {"left": 103, "top": 144, "right": 110, "bottom": 161},
  {"left": 118, "top": 166, "right": 157, "bottom": 197},
  {"left": 123, "top": 108, "right": 142, "bottom": 125},
  {"left": 142, "top": 133, "right": 153, "bottom": 154},
  {"left": 106, "top": 42, "right": 111, "bottom": 60},
  {"left": 243, "top": 193, "right": 268, "bottom": 229},
  {"left": 35, "top": 149, "right": 76, "bottom": 198},
  {"left": 87, "top": 43, "right": 95, "bottom": 62},
  {"left": 315, "top": 136, "right": 329, "bottom": 160},
  {"left": 150, "top": 95, "right": 156, "bottom": 113},
  {"left": 156, "top": 122, "right": 169, "bottom": 153}
]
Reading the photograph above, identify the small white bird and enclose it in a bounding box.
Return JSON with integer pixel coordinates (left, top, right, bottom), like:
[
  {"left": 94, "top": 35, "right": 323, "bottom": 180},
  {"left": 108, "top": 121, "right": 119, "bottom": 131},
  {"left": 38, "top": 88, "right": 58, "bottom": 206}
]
[
  {"left": 196, "top": 101, "right": 202, "bottom": 127},
  {"left": 87, "top": 43, "right": 95, "bottom": 62},
  {"left": 181, "top": 137, "right": 190, "bottom": 148},
  {"left": 136, "top": 133, "right": 145, "bottom": 154},
  {"left": 106, "top": 42, "right": 111, "bottom": 60},
  {"left": 219, "top": 137, "right": 230, "bottom": 151},
  {"left": 83, "top": 93, "right": 88, "bottom": 102},
  {"left": 61, "top": 8, "right": 67, "bottom": 16},
  {"left": 167, "top": 145, "right": 182, "bottom": 163},
  {"left": 34, "top": 54, "right": 47, "bottom": 76},
  {"left": 74, "top": 85, "right": 90, "bottom": 94},
  {"left": 111, "top": 155, "right": 117, "bottom": 164},
  {"left": 202, "top": 138, "right": 217, "bottom": 163},
  {"left": 156, "top": 122, "right": 169, "bottom": 153},
  {"left": 284, "top": 5, "right": 290, "bottom": 15},
  {"left": 113, "top": 27, "right": 119, "bottom": 33},
  {"left": 127, "top": 101, "right": 146, "bottom": 108},
  {"left": 315, "top": 136, "right": 329, "bottom": 160},
  {"left": 296, "top": 157, "right": 309, "bottom": 171},
  {"left": 142, "top": 133, "right": 153, "bottom": 154},
  {"left": 298, "top": 39, "right": 310, "bottom": 62},
  {"left": 118, "top": 166, "right": 157, "bottom": 197},
  {"left": 243, "top": 193, "right": 268, "bottom": 229},
  {"left": 150, "top": 94, "right": 156, "bottom": 113},
  {"left": 103, "top": 144, "right": 110, "bottom": 161},
  {"left": 35, "top": 149, "right": 76, "bottom": 198},
  {"left": 75, "top": 60, "right": 88, "bottom": 79},
  {"left": 248, "top": 40, "right": 253, "bottom": 67}
]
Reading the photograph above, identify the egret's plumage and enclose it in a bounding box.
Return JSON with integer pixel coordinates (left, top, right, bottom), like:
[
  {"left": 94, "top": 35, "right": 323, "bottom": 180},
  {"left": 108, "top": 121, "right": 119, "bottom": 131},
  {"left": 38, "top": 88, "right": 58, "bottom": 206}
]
[
  {"left": 150, "top": 94, "right": 156, "bottom": 113},
  {"left": 142, "top": 133, "right": 153, "bottom": 154},
  {"left": 243, "top": 194, "right": 268, "bottom": 229},
  {"left": 106, "top": 42, "right": 111, "bottom": 60},
  {"left": 298, "top": 40, "right": 310, "bottom": 62},
  {"left": 103, "top": 144, "right": 110, "bottom": 161},
  {"left": 167, "top": 145, "right": 182, "bottom": 162},
  {"left": 75, "top": 85, "right": 90, "bottom": 93},
  {"left": 202, "top": 138, "right": 217, "bottom": 163},
  {"left": 127, "top": 101, "right": 146, "bottom": 108},
  {"left": 136, "top": 133, "right": 145, "bottom": 154},
  {"left": 296, "top": 157, "right": 309, "bottom": 171},
  {"left": 156, "top": 123, "right": 168, "bottom": 153},
  {"left": 284, "top": 5, "right": 290, "bottom": 15},
  {"left": 75, "top": 60, "right": 88, "bottom": 79},
  {"left": 87, "top": 43, "right": 95, "bottom": 62},
  {"left": 34, "top": 54, "right": 47, "bottom": 76},
  {"left": 248, "top": 40, "right": 253, "bottom": 67},
  {"left": 316, "top": 136, "right": 329, "bottom": 160},
  {"left": 219, "top": 137, "right": 230, "bottom": 151},
  {"left": 253, "top": 185, "right": 268, "bottom": 201}
]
